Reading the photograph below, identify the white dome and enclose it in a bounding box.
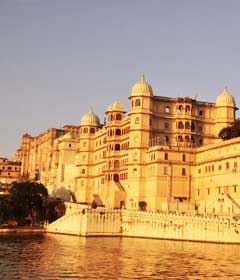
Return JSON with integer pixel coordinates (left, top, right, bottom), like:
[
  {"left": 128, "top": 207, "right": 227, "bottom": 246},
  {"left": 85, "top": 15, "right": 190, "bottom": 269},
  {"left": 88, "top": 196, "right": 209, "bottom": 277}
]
[
  {"left": 131, "top": 74, "right": 153, "bottom": 97},
  {"left": 216, "top": 87, "right": 235, "bottom": 107},
  {"left": 80, "top": 107, "right": 100, "bottom": 126}
]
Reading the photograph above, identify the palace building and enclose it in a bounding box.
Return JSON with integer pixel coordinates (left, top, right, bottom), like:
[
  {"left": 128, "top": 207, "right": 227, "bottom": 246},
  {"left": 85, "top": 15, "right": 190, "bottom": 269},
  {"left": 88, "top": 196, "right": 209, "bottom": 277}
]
[
  {"left": 16, "top": 75, "right": 240, "bottom": 216},
  {"left": 0, "top": 157, "right": 21, "bottom": 184}
]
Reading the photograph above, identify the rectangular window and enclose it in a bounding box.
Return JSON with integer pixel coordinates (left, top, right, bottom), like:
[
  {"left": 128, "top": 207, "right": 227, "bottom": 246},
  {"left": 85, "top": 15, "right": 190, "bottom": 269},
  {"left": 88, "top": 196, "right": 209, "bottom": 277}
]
[
  {"left": 219, "top": 165, "right": 222, "bottom": 171},
  {"left": 164, "top": 122, "right": 169, "bottom": 129},
  {"left": 164, "top": 153, "right": 168, "bottom": 160},
  {"left": 164, "top": 167, "right": 168, "bottom": 175},
  {"left": 182, "top": 168, "right": 186, "bottom": 176}
]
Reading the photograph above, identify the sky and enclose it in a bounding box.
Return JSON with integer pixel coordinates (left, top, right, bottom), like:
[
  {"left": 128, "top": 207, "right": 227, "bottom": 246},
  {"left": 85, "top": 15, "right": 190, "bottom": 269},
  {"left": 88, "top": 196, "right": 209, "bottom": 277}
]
[{"left": 0, "top": 0, "right": 240, "bottom": 158}]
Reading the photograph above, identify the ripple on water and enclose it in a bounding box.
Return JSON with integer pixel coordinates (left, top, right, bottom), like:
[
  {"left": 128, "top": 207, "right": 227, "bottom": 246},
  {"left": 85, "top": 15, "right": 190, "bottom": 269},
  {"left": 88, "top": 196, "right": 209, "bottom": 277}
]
[{"left": 0, "top": 234, "right": 240, "bottom": 280}]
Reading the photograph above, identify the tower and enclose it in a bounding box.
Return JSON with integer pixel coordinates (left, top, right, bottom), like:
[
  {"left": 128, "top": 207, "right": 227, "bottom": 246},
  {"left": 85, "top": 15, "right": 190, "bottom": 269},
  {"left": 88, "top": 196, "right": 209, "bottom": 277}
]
[
  {"left": 75, "top": 107, "right": 100, "bottom": 203},
  {"left": 127, "top": 74, "right": 153, "bottom": 209}
]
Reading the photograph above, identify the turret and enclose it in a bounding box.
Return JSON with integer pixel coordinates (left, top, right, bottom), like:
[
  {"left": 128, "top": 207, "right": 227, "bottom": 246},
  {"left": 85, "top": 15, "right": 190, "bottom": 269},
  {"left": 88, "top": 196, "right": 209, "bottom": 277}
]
[
  {"left": 76, "top": 107, "right": 101, "bottom": 203},
  {"left": 127, "top": 74, "right": 154, "bottom": 208},
  {"left": 215, "top": 87, "right": 236, "bottom": 135}
]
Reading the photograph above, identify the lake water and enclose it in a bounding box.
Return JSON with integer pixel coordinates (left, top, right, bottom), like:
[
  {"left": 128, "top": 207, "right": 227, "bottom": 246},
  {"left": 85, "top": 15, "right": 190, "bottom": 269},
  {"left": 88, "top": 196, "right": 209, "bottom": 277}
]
[{"left": 0, "top": 233, "right": 240, "bottom": 280}]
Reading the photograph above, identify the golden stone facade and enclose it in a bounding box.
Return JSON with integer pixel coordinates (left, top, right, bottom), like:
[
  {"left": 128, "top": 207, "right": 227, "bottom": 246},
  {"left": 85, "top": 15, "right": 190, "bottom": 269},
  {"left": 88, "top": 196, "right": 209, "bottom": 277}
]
[{"left": 16, "top": 75, "right": 239, "bottom": 216}]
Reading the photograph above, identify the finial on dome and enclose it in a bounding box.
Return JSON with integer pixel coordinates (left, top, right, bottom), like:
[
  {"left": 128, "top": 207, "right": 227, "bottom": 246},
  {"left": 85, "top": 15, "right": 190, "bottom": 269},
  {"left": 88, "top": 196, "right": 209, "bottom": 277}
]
[
  {"left": 224, "top": 86, "right": 228, "bottom": 93},
  {"left": 131, "top": 74, "right": 153, "bottom": 97},
  {"left": 141, "top": 74, "right": 145, "bottom": 83},
  {"left": 80, "top": 106, "right": 100, "bottom": 126},
  {"left": 216, "top": 86, "right": 235, "bottom": 107}
]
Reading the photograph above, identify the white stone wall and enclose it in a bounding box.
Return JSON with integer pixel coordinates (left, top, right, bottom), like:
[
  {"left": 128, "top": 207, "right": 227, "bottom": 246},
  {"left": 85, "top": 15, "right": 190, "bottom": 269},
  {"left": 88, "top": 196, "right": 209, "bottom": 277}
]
[{"left": 46, "top": 208, "right": 240, "bottom": 243}]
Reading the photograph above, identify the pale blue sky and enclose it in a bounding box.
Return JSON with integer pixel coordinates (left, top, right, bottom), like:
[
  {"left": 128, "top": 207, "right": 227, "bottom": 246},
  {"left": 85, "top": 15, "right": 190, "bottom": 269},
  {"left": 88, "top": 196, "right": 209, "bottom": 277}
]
[{"left": 0, "top": 0, "right": 240, "bottom": 157}]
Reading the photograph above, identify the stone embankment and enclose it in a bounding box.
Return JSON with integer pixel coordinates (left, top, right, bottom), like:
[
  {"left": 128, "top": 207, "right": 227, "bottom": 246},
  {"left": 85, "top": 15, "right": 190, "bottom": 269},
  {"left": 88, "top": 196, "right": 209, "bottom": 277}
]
[
  {"left": 0, "top": 227, "right": 45, "bottom": 234},
  {"left": 46, "top": 208, "right": 240, "bottom": 244}
]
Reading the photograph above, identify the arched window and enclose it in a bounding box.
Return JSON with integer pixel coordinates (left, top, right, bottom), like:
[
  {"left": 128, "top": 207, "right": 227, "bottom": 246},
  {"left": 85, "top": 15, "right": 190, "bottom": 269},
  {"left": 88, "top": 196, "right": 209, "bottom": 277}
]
[
  {"left": 114, "top": 160, "right": 120, "bottom": 168},
  {"left": 185, "top": 105, "right": 190, "bottom": 112},
  {"left": 199, "top": 139, "right": 203, "bottom": 145},
  {"left": 82, "top": 169, "right": 85, "bottom": 174},
  {"left": 110, "top": 114, "right": 114, "bottom": 121},
  {"left": 115, "top": 129, "right": 121, "bottom": 136},
  {"left": 135, "top": 117, "right": 140, "bottom": 124},
  {"left": 90, "top": 128, "right": 95, "bottom": 134},
  {"left": 191, "top": 123, "right": 195, "bottom": 131},
  {"left": 191, "top": 136, "right": 195, "bottom": 143},
  {"left": 185, "top": 122, "right": 190, "bottom": 129},
  {"left": 182, "top": 154, "right": 186, "bottom": 161},
  {"left": 135, "top": 99, "right": 141, "bottom": 106},
  {"left": 177, "top": 135, "right": 183, "bottom": 142},
  {"left": 178, "top": 122, "right": 184, "bottom": 129},
  {"left": 178, "top": 105, "right": 183, "bottom": 112},
  {"left": 185, "top": 136, "right": 190, "bottom": 142},
  {"left": 115, "top": 144, "right": 120, "bottom": 151},
  {"left": 164, "top": 153, "right": 168, "bottom": 160},
  {"left": 165, "top": 136, "right": 169, "bottom": 143},
  {"left": 113, "top": 173, "right": 119, "bottom": 182},
  {"left": 116, "top": 114, "right": 122, "bottom": 120},
  {"left": 165, "top": 106, "right": 170, "bottom": 113}
]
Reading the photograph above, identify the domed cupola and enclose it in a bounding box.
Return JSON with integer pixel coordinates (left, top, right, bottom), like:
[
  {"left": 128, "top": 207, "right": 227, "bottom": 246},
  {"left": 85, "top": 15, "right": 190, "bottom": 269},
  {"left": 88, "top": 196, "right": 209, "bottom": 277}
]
[
  {"left": 106, "top": 100, "right": 125, "bottom": 123},
  {"left": 216, "top": 87, "right": 236, "bottom": 107},
  {"left": 131, "top": 74, "right": 153, "bottom": 97},
  {"left": 80, "top": 107, "right": 100, "bottom": 126},
  {"left": 112, "top": 100, "right": 125, "bottom": 112},
  {"left": 107, "top": 103, "right": 113, "bottom": 112}
]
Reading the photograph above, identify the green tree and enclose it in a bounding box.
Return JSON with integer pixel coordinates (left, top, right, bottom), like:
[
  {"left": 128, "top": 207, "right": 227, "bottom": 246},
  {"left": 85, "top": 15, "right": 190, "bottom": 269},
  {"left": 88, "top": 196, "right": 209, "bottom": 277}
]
[
  {"left": 231, "top": 118, "right": 240, "bottom": 138},
  {"left": 0, "top": 195, "right": 12, "bottom": 225},
  {"left": 218, "top": 127, "right": 232, "bottom": 140},
  {"left": 43, "top": 198, "right": 66, "bottom": 223},
  {"left": 9, "top": 182, "right": 48, "bottom": 226},
  {"left": 219, "top": 119, "right": 240, "bottom": 140}
]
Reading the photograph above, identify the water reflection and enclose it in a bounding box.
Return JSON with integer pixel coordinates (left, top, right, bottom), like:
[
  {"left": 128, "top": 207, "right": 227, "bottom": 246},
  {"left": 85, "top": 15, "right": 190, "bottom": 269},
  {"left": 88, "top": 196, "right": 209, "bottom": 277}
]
[{"left": 0, "top": 234, "right": 240, "bottom": 279}]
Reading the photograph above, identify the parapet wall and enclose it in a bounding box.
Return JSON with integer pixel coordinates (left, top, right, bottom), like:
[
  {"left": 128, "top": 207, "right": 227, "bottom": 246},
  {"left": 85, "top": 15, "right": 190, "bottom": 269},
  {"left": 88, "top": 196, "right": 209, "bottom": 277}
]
[{"left": 46, "top": 208, "right": 240, "bottom": 243}]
